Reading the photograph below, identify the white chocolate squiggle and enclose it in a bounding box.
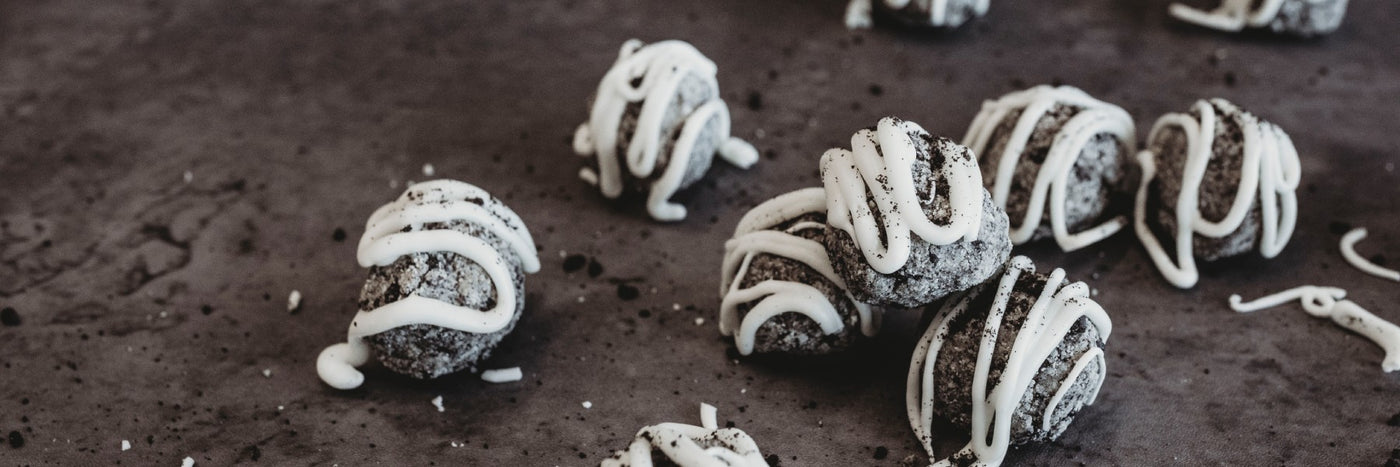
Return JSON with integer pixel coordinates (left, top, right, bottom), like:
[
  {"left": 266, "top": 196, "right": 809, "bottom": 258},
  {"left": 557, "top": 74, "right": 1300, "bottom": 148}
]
[
  {"left": 963, "top": 85, "right": 1135, "bottom": 252},
  {"left": 1169, "top": 0, "right": 1285, "bottom": 32},
  {"left": 573, "top": 39, "right": 758, "bottom": 222},
  {"left": 821, "top": 117, "right": 985, "bottom": 274},
  {"left": 907, "top": 256, "right": 1111, "bottom": 467},
  {"left": 317, "top": 180, "right": 541, "bottom": 390},
  {"left": 844, "top": 0, "right": 990, "bottom": 29},
  {"left": 1133, "top": 99, "right": 1301, "bottom": 289},
  {"left": 719, "top": 188, "right": 877, "bottom": 355},
  {"left": 601, "top": 403, "right": 769, "bottom": 467},
  {"left": 1230, "top": 286, "right": 1400, "bottom": 373},
  {"left": 1340, "top": 228, "right": 1399, "bottom": 282}
]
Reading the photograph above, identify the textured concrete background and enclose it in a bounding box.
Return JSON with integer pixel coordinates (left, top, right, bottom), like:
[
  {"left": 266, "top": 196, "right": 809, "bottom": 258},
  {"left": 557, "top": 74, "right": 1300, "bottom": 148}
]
[{"left": 2, "top": 0, "right": 1399, "bottom": 465}]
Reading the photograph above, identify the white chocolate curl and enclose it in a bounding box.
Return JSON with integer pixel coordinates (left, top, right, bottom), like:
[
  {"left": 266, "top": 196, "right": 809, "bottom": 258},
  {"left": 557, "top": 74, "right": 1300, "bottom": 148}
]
[
  {"left": 1134, "top": 99, "right": 1300, "bottom": 289},
  {"left": 317, "top": 180, "right": 540, "bottom": 390},
  {"left": 573, "top": 39, "right": 758, "bottom": 222},
  {"left": 1230, "top": 286, "right": 1400, "bottom": 373},
  {"left": 821, "top": 117, "right": 985, "bottom": 274},
  {"left": 1169, "top": 0, "right": 1285, "bottom": 32},
  {"left": 1339, "top": 228, "right": 1399, "bottom": 282},
  {"left": 601, "top": 403, "right": 770, "bottom": 467},
  {"left": 907, "top": 256, "right": 1111, "bottom": 467},
  {"left": 963, "top": 85, "right": 1136, "bottom": 252},
  {"left": 719, "top": 188, "right": 878, "bottom": 355},
  {"left": 845, "top": 0, "right": 990, "bottom": 29}
]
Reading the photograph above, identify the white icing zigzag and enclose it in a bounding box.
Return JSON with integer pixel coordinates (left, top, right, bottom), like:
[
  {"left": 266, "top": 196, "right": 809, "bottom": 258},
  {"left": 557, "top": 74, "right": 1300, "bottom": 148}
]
[
  {"left": 963, "top": 85, "right": 1136, "bottom": 252},
  {"left": 573, "top": 39, "right": 758, "bottom": 222},
  {"left": 719, "top": 188, "right": 878, "bottom": 355},
  {"left": 316, "top": 180, "right": 541, "bottom": 390},
  {"left": 1169, "top": 0, "right": 1286, "bottom": 32},
  {"left": 1133, "top": 98, "right": 1301, "bottom": 289},
  {"left": 601, "top": 403, "right": 770, "bottom": 467},
  {"left": 907, "top": 256, "right": 1111, "bottom": 467},
  {"left": 845, "top": 0, "right": 990, "bottom": 29},
  {"left": 821, "top": 117, "right": 985, "bottom": 274},
  {"left": 1231, "top": 286, "right": 1400, "bottom": 373}
]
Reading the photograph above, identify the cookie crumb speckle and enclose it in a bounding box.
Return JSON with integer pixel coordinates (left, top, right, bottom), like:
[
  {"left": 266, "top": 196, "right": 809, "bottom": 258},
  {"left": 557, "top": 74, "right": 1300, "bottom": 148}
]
[
  {"left": 1, "top": 307, "right": 20, "bottom": 326},
  {"left": 874, "top": 446, "right": 889, "bottom": 459},
  {"left": 617, "top": 284, "right": 640, "bottom": 300},
  {"left": 1387, "top": 412, "right": 1400, "bottom": 426},
  {"left": 7, "top": 431, "right": 23, "bottom": 448}
]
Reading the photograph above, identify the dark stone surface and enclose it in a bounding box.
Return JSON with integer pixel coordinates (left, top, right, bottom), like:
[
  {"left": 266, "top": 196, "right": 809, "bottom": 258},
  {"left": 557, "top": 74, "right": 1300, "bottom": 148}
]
[{"left": 0, "top": 0, "right": 1398, "bottom": 465}]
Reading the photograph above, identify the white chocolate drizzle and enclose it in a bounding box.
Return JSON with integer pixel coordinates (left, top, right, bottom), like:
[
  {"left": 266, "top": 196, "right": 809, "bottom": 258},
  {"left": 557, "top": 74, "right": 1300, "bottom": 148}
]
[
  {"left": 1133, "top": 99, "right": 1301, "bottom": 289},
  {"left": 821, "top": 117, "right": 985, "bottom": 274},
  {"left": 1340, "top": 228, "right": 1399, "bottom": 282},
  {"left": 963, "top": 85, "right": 1136, "bottom": 252},
  {"left": 907, "top": 256, "right": 1111, "bottom": 467},
  {"left": 316, "top": 180, "right": 540, "bottom": 390},
  {"left": 844, "top": 0, "right": 990, "bottom": 29},
  {"left": 573, "top": 39, "right": 758, "bottom": 222},
  {"left": 1230, "top": 286, "right": 1400, "bottom": 373},
  {"left": 601, "top": 403, "right": 770, "bottom": 467},
  {"left": 1169, "top": 0, "right": 1285, "bottom": 32},
  {"left": 719, "top": 188, "right": 877, "bottom": 355}
]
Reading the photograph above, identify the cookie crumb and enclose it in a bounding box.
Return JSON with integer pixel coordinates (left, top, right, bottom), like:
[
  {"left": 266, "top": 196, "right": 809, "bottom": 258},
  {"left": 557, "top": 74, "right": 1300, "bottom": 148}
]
[
  {"left": 1387, "top": 412, "right": 1400, "bottom": 426},
  {"left": 1, "top": 307, "right": 20, "bottom": 326}
]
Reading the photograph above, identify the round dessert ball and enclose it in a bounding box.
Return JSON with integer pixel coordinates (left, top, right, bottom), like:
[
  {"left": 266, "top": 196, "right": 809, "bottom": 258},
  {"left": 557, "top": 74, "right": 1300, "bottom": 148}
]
[
  {"left": 602, "top": 403, "right": 769, "bottom": 467},
  {"left": 720, "top": 188, "right": 878, "bottom": 356},
  {"left": 1169, "top": 0, "right": 1349, "bottom": 37},
  {"left": 573, "top": 39, "right": 759, "bottom": 222},
  {"left": 1134, "top": 98, "right": 1301, "bottom": 289},
  {"left": 964, "top": 85, "right": 1135, "bottom": 252},
  {"left": 316, "top": 180, "right": 540, "bottom": 390},
  {"left": 845, "top": 0, "right": 989, "bottom": 30},
  {"left": 908, "top": 256, "right": 1110, "bottom": 466},
  {"left": 821, "top": 117, "right": 1012, "bottom": 308}
]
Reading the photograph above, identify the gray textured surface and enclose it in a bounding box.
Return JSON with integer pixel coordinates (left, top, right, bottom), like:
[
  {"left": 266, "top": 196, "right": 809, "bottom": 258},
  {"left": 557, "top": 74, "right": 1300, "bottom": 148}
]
[{"left": 2, "top": 0, "right": 1399, "bottom": 465}]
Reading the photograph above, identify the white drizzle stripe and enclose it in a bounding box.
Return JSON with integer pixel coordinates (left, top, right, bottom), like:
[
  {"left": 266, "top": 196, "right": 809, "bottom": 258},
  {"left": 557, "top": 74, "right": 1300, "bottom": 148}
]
[
  {"left": 601, "top": 403, "right": 770, "bottom": 467},
  {"left": 1340, "top": 228, "right": 1400, "bottom": 282},
  {"left": 573, "top": 39, "right": 758, "bottom": 222},
  {"left": 907, "top": 256, "right": 1111, "bottom": 467},
  {"left": 720, "top": 188, "right": 876, "bottom": 355},
  {"left": 1230, "top": 286, "right": 1400, "bottom": 373},
  {"left": 844, "top": 0, "right": 991, "bottom": 29},
  {"left": 1133, "top": 99, "right": 1300, "bottom": 289},
  {"left": 963, "top": 85, "right": 1136, "bottom": 252},
  {"left": 821, "top": 118, "right": 985, "bottom": 274},
  {"left": 1169, "top": 0, "right": 1286, "bottom": 32},
  {"left": 317, "top": 180, "right": 539, "bottom": 390}
]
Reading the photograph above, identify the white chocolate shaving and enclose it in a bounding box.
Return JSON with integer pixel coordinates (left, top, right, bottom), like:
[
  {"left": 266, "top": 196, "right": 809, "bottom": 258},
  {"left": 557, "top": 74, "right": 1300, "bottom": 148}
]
[
  {"left": 845, "top": 0, "right": 990, "bottom": 29},
  {"left": 907, "top": 256, "right": 1111, "bottom": 467},
  {"left": 317, "top": 180, "right": 540, "bottom": 390},
  {"left": 1169, "top": 0, "right": 1285, "bottom": 32},
  {"left": 481, "top": 367, "right": 523, "bottom": 383},
  {"left": 719, "top": 188, "right": 877, "bottom": 355},
  {"left": 1339, "top": 228, "right": 1399, "bottom": 282},
  {"left": 1230, "top": 285, "right": 1400, "bottom": 372},
  {"left": 601, "top": 403, "right": 770, "bottom": 467},
  {"left": 821, "top": 117, "right": 985, "bottom": 274},
  {"left": 573, "top": 39, "right": 758, "bottom": 222},
  {"left": 964, "top": 85, "right": 1135, "bottom": 252},
  {"left": 1133, "top": 99, "right": 1301, "bottom": 289}
]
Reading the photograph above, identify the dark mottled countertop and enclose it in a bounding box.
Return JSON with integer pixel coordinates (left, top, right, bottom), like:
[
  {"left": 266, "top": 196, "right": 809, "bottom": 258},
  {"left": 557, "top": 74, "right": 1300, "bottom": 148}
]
[{"left": 2, "top": 0, "right": 1398, "bottom": 465}]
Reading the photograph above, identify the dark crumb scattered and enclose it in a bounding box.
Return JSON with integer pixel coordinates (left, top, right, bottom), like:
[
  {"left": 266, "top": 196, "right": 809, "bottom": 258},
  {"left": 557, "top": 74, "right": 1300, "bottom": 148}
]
[
  {"left": 1392, "top": 448, "right": 1400, "bottom": 459},
  {"left": 1223, "top": 71, "right": 1237, "bottom": 87},
  {"left": 638, "top": 309, "right": 651, "bottom": 318},
  {"left": 1387, "top": 412, "right": 1400, "bottom": 426},
  {"left": 766, "top": 453, "right": 782, "bottom": 466},
  {"left": 200, "top": 305, "right": 213, "bottom": 316},
  {"left": 868, "top": 84, "right": 883, "bottom": 96},
  {"left": 874, "top": 446, "right": 889, "bottom": 460},
  {"left": 237, "top": 444, "right": 262, "bottom": 461},
  {"left": 1370, "top": 254, "right": 1387, "bottom": 266},
  {"left": 768, "top": 70, "right": 779, "bottom": 80},
  {"left": 263, "top": 293, "right": 272, "bottom": 301},
  {"left": 765, "top": 149, "right": 778, "bottom": 160},
  {"left": 7, "top": 430, "right": 22, "bottom": 448},
  {"left": 332, "top": 227, "right": 347, "bottom": 242},
  {"left": 1, "top": 307, "right": 19, "bottom": 326},
  {"left": 563, "top": 254, "right": 587, "bottom": 272},
  {"left": 1386, "top": 458, "right": 1400, "bottom": 467},
  {"left": 747, "top": 91, "right": 763, "bottom": 111},
  {"left": 617, "top": 284, "right": 640, "bottom": 301},
  {"left": 1329, "top": 221, "right": 1353, "bottom": 235},
  {"left": 587, "top": 258, "right": 604, "bottom": 278}
]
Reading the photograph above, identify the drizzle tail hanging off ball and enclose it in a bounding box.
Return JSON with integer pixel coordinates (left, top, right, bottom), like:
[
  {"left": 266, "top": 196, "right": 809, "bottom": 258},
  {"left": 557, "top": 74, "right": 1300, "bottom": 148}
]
[{"left": 573, "top": 39, "right": 758, "bottom": 222}]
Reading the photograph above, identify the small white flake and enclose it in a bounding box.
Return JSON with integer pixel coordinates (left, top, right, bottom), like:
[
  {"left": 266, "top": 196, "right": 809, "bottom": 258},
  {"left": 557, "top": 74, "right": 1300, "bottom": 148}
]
[
  {"left": 694, "top": 317, "right": 705, "bottom": 326},
  {"left": 287, "top": 290, "right": 302, "bottom": 312},
  {"left": 577, "top": 296, "right": 586, "bottom": 303},
  {"left": 581, "top": 401, "right": 592, "bottom": 409},
  {"left": 481, "top": 367, "right": 523, "bottom": 383},
  {"left": 432, "top": 395, "right": 445, "bottom": 412},
  {"left": 182, "top": 457, "right": 195, "bottom": 467},
  {"left": 422, "top": 163, "right": 435, "bottom": 176},
  {"left": 262, "top": 369, "right": 272, "bottom": 378},
  {"left": 740, "top": 388, "right": 747, "bottom": 394},
  {"left": 450, "top": 441, "right": 460, "bottom": 448},
  {"left": 1386, "top": 162, "right": 1395, "bottom": 173},
  {"left": 389, "top": 179, "right": 399, "bottom": 189},
  {"left": 1091, "top": 288, "right": 1100, "bottom": 297},
  {"left": 121, "top": 440, "right": 131, "bottom": 451},
  {"left": 672, "top": 303, "right": 681, "bottom": 311},
  {"left": 558, "top": 250, "right": 568, "bottom": 258},
  {"left": 158, "top": 311, "right": 168, "bottom": 318},
  {"left": 182, "top": 171, "right": 193, "bottom": 183},
  {"left": 277, "top": 405, "right": 284, "bottom": 411}
]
